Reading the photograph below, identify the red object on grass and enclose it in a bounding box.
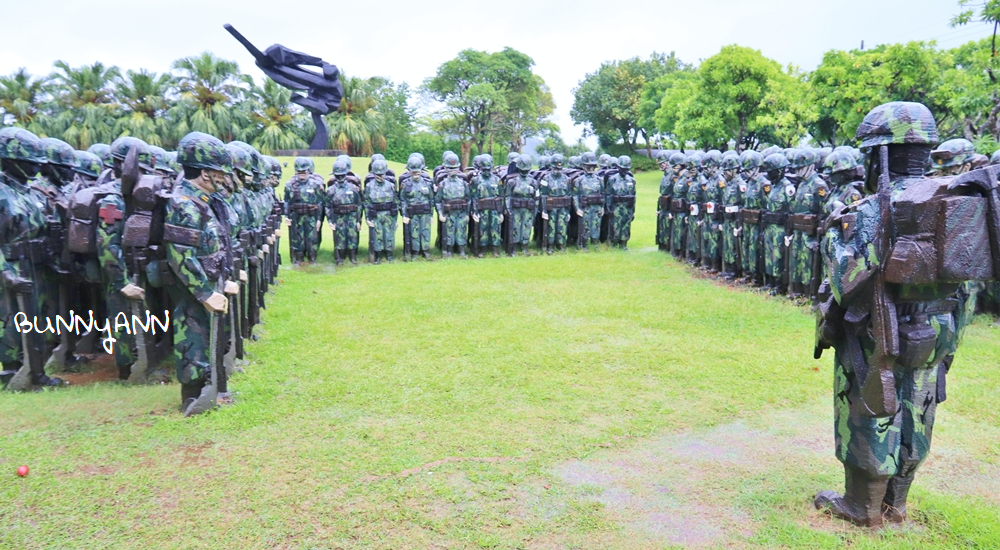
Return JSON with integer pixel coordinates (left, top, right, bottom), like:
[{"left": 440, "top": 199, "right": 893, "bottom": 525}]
[{"left": 17, "top": 465, "right": 29, "bottom": 477}]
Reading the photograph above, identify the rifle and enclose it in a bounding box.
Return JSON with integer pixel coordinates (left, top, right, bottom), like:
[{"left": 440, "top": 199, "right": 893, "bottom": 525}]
[
  {"left": 120, "top": 146, "right": 157, "bottom": 383},
  {"left": 656, "top": 208, "right": 664, "bottom": 248},
  {"left": 471, "top": 209, "right": 481, "bottom": 257},
  {"left": 402, "top": 212, "right": 412, "bottom": 261},
  {"left": 505, "top": 205, "right": 515, "bottom": 255},
  {"left": 368, "top": 217, "right": 376, "bottom": 263},
  {"left": 859, "top": 145, "right": 899, "bottom": 418},
  {"left": 809, "top": 232, "right": 823, "bottom": 301},
  {"left": 782, "top": 221, "right": 793, "bottom": 292},
  {"left": 541, "top": 198, "right": 550, "bottom": 251},
  {"left": 6, "top": 286, "right": 43, "bottom": 391},
  {"left": 184, "top": 277, "right": 225, "bottom": 416}
]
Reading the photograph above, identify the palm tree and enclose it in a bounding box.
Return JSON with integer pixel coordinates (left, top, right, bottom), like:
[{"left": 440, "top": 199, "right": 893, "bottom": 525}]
[
  {"left": 325, "top": 74, "right": 386, "bottom": 155},
  {"left": 114, "top": 69, "right": 176, "bottom": 147},
  {"left": 0, "top": 68, "right": 51, "bottom": 135},
  {"left": 239, "top": 76, "right": 308, "bottom": 154},
  {"left": 171, "top": 52, "right": 242, "bottom": 141},
  {"left": 48, "top": 61, "right": 121, "bottom": 148}
]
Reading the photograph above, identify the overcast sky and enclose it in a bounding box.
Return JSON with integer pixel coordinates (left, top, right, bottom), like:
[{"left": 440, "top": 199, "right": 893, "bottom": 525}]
[{"left": 1, "top": 0, "right": 992, "bottom": 145}]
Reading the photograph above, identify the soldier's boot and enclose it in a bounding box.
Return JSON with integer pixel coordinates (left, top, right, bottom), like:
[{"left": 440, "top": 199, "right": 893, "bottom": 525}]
[
  {"left": 882, "top": 472, "right": 915, "bottom": 524},
  {"left": 814, "top": 466, "right": 889, "bottom": 528},
  {"left": 580, "top": 240, "right": 587, "bottom": 251},
  {"left": 335, "top": 249, "right": 344, "bottom": 266},
  {"left": 308, "top": 252, "right": 317, "bottom": 264},
  {"left": 722, "top": 263, "right": 735, "bottom": 280},
  {"left": 349, "top": 249, "right": 358, "bottom": 265},
  {"left": 373, "top": 251, "right": 382, "bottom": 265},
  {"left": 788, "top": 282, "right": 803, "bottom": 299},
  {"left": 546, "top": 246, "right": 554, "bottom": 255},
  {"left": 686, "top": 251, "right": 698, "bottom": 264},
  {"left": 32, "top": 373, "right": 65, "bottom": 387},
  {"left": 621, "top": 240, "right": 629, "bottom": 251},
  {"left": 292, "top": 253, "right": 302, "bottom": 266},
  {"left": 712, "top": 258, "right": 722, "bottom": 273},
  {"left": 422, "top": 249, "right": 432, "bottom": 260},
  {"left": 386, "top": 251, "right": 394, "bottom": 262},
  {"left": 492, "top": 246, "right": 500, "bottom": 258},
  {"left": 475, "top": 248, "right": 484, "bottom": 259},
  {"left": 522, "top": 244, "right": 532, "bottom": 257},
  {"left": 591, "top": 238, "right": 600, "bottom": 248},
  {"left": 459, "top": 246, "right": 467, "bottom": 259},
  {"left": 443, "top": 249, "right": 452, "bottom": 259},
  {"left": 179, "top": 383, "right": 203, "bottom": 413}
]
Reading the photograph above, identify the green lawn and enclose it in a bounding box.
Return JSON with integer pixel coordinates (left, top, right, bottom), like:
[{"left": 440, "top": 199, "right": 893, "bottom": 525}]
[{"left": 1, "top": 166, "right": 998, "bottom": 549}]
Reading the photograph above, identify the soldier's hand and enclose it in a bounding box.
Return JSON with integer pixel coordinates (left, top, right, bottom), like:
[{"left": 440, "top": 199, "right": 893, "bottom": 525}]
[
  {"left": 224, "top": 280, "right": 239, "bottom": 295},
  {"left": 239, "top": 270, "right": 248, "bottom": 283},
  {"left": 2, "top": 273, "right": 33, "bottom": 294},
  {"left": 286, "top": 219, "right": 292, "bottom": 227},
  {"left": 367, "top": 220, "right": 375, "bottom": 228},
  {"left": 315, "top": 221, "right": 321, "bottom": 231},
  {"left": 275, "top": 229, "right": 282, "bottom": 237},
  {"left": 331, "top": 224, "right": 337, "bottom": 231},
  {"left": 356, "top": 222, "right": 361, "bottom": 231},
  {"left": 498, "top": 214, "right": 504, "bottom": 223},
  {"left": 202, "top": 292, "right": 228, "bottom": 314},
  {"left": 402, "top": 216, "right": 411, "bottom": 224},
  {"left": 576, "top": 209, "right": 583, "bottom": 217},
  {"left": 541, "top": 212, "right": 549, "bottom": 220},
  {"left": 120, "top": 283, "right": 145, "bottom": 301},
  {"left": 439, "top": 214, "right": 446, "bottom": 222},
  {"left": 262, "top": 244, "right": 270, "bottom": 254},
  {"left": 471, "top": 214, "right": 479, "bottom": 223},
  {"left": 267, "top": 236, "right": 275, "bottom": 245}
]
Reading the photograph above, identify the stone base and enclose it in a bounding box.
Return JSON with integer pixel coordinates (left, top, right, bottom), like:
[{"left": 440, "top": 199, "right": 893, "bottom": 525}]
[{"left": 273, "top": 149, "right": 346, "bottom": 157}]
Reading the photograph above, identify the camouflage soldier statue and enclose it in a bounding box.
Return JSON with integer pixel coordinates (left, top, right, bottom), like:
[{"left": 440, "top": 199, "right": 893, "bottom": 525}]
[
  {"left": 814, "top": 102, "right": 998, "bottom": 527},
  {"left": 364, "top": 159, "right": 399, "bottom": 264},
  {"left": 699, "top": 151, "right": 725, "bottom": 271},
  {"left": 788, "top": 149, "right": 828, "bottom": 300},
  {"left": 471, "top": 154, "right": 503, "bottom": 258},
  {"left": 720, "top": 151, "right": 745, "bottom": 279},
  {"left": 539, "top": 154, "right": 573, "bottom": 254},
  {"left": 656, "top": 151, "right": 674, "bottom": 251},
  {"left": 508, "top": 155, "right": 539, "bottom": 255},
  {"left": 685, "top": 153, "right": 707, "bottom": 264},
  {"left": 325, "top": 160, "right": 362, "bottom": 265},
  {"left": 284, "top": 157, "right": 324, "bottom": 264},
  {"left": 606, "top": 155, "right": 637, "bottom": 250},
  {"left": 87, "top": 143, "right": 114, "bottom": 184},
  {"left": 435, "top": 153, "right": 472, "bottom": 258},
  {"left": 71, "top": 151, "right": 104, "bottom": 192},
  {"left": 670, "top": 153, "right": 698, "bottom": 259},
  {"left": 0, "top": 129, "right": 65, "bottom": 389},
  {"left": 738, "top": 151, "right": 766, "bottom": 285},
  {"left": 760, "top": 153, "right": 793, "bottom": 294},
  {"left": 573, "top": 153, "right": 604, "bottom": 250},
  {"left": 399, "top": 155, "right": 434, "bottom": 260},
  {"left": 163, "top": 132, "right": 233, "bottom": 416}
]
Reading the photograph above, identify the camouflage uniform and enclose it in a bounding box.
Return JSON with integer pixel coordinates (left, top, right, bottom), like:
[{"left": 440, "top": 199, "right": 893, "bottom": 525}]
[
  {"left": 720, "top": 151, "right": 744, "bottom": 279},
  {"left": 471, "top": 155, "right": 503, "bottom": 257},
  {"left": 284, "top": 158, "right": 325, "bottom": 264},
  {"left": 760, "top": 154, "right": 793, "bottom": 293},
  {"left": 670, "top": 154, "right": 700, "bottom": 258},
  {"left": 325, "top": 161, "right": 362, "bottom": 265},
  {"left": 363, "top": 168, "right": 399, "bottom": 262},
  {"left": 685, "top": 157, "right": 707, "bottom": 263},
  {"left": 399, "top": 156, "right": 435, "bottom": 260},
  {"left": 539, "top": 154, "right": 573, "bottom": 253},
  {"left": 788, "top": 150, "right": 829, "bottom": 299},
  {"left": 699, "top": 151, "right": 724, "bottom": 271},
  {"left": 739, "top": 152, "right": 767, "bottom": 284},
  {"left": 573, "top": 153, "right": 603, "bottom": 249},
  {"left": 605, "top": 155, "right": 636, "bottom": 249},
  {"left": 508, "top": 156, "right": 539, "bottom": 254},
  {"left": 435, "top": 155, "right": 472, "bottom": 258}
]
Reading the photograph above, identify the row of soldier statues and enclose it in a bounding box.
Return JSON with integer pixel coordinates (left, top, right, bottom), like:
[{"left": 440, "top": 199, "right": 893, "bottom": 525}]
[
  {"left": 0, "top": 128, "right": 284, "bottom": 416},
  {"left": 282, "top": 151, "right": 637, "bottom": 264}
]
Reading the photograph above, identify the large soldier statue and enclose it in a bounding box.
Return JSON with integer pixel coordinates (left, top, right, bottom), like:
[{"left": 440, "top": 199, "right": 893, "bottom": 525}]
[{"left": 814, "top": 102, "right": 998, "bottom": 528}]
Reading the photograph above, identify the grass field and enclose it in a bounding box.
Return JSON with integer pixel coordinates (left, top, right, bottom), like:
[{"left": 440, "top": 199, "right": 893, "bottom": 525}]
[{"left": 1, "top": 163, "right": 998, "bottom": 549}]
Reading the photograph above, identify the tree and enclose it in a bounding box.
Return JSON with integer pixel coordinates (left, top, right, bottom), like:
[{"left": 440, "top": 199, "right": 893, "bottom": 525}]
[
  {"left": 571, "top": 53, "right": 682, "bottom": 152},
  {"left": 171, "top": 52, "right": 243, "bottom": 142},
  {"left": 48, "top": 61, "right": 121, "bottom": 149},
  {"left": 952, "top": 0, "right": 1000, "bottom": 81},
  {"left": 325, "top": 74, "right": 386, "bottom": 156},
  {"left": 370, "top": 79, "right": 414, "bottom": 162},
  {"left": 653, "top": 71, "right": 699, "bottom": 148},
  {"left": 113, "top": 69, "right": 175, "bottom": 147},
  {"left": 0, "top": 68, "right": 50, "bottom": 135},
  {"left": 239, "top": 76, "right": 309, "bottom": 154}
]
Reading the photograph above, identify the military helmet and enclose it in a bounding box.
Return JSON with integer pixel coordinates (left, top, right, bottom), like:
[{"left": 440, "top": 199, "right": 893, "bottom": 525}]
[
  {"left": 166, "top": 151, "right": 180, "bottom": 174},
  {"left": 110, "top": 136, "right": 153, "bottom": 170},
  {"left": 822, "top": 150, "right": 857, "bottom": 175},
  {"left": 668, "top": 151, "right": 686, "bottom": 165},
  {"left": 40, "top": 137, "right": 77, "bottom": 167},
  {"left": 0, "top": 128, "right": 47, "bottom": 163},
  {"left": 721, "top": 150, "right": 740, "bottom": 170},
  {"left": 739, "top": 150, "right": 764, "bottom": 171},
  {"left": 598, "top": 153, "right": 612, "bottom": 168},
  {"left": 655, "top": 150, "right": 668, "bottom": 162},
  {"left": 73, "top": 151, "right": 102, "bottom": 178},
  {"left": 225, "top": 144, "right": 253, "bottom": 177},
  {"left": 782, "top": 148, "right": 798, "bottom": 163},
  {"left": 148, "top": 145, "right": 175, "bottom": 174},
  {"left": 406, "top": 153, "right": 425, "bottom": 171},
  {"left": 789, "top": 148, "right": 817, "bottom": 169},
  {"left": 258, "top": 155, "right": 272, "bottom": 179},
  {"left": 580, "top": 152, "right": 598, "bottom": 166},
  {"left": 515, "top": 155, "right": 533, "bottom": 171},
  {"left": 833, "top": 145, "right": 854, "bottom": 154},
  {"left": 371, "top": 159, "right": 389, "bottom": 176},
  {"left": 443, "top": 152, "right": 460, "bottom": 169},
  {"left": 971, "top": 153, "right": 990, "bottom": 169},
  {"left": 177, "top": 132, "right": 232, "bottom": 173},
  {"left": 551, "top": 153, "right": 565, "bottom": 169},
  {"left": 336, "top": 154, "right": 352, "bottom": 171},
  {"left": 609, "top": 157, "right": 619, "bottom": 169},
  {"left": 760, "top": 145, "right": 782, "bottom": 159},
  {"left": 702, "top": 150, "right": 722, "bottom": 168},
  {"left": 617, "top": 155, "right": 631, "bottom": 169},
  {"left": 442, "top": 150, "right": 454, "bottom": 162},
  {"left": 371, "top": 153, "right": 385, "bottom": 163},
  {"left": 480, "top": 154, "right": 494, "bottom": 171},
  {"left": 294, "top": 156, "right": 314, "bottom": 173},
  {"left": 228, "top": 141, "right": 260, "bottom": 174},
  {"left": 269, "top": 157, "right": 282, "bottom": 180},
  {"left": 817, "top": 147, "right": 832, "bottom": 160},
  {"left": 83, "top": 144, "right": 111, "bottom": 169},
  {"left": 856, "top": 101, "right": 938, "bottom": 150},
  {"left": 568, "top": 155, "right": 581, "bottom": 169},
  {"left": 506, "top": 152, "right": 519, "bottom": 165},
  {"left": 472, "top": 154, "right": 483, "bottom": 170},
  {"left": 685, "top": 152, "right": 703, "bottom": 168},
  {"left": 991, "top": 149, "right": 1000, "bottom": 165},
  {"left": 929, "top": 138, "right": 975, "bottom": 171},
  {"left": 332, "top": 159, "right": 350, "bottom": 176},
  {"left": 763, "top": 153, "right": 789, "bottom": 172}
]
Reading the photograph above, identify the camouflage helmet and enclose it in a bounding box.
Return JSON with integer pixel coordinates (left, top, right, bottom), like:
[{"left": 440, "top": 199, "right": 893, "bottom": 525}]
[
  {"left": 472, "top": 154, "right": 483, "bottom": 170},
  {"left": 0, "top": 128, "right": 47, "bottom": 163},
  {"left": 991, "top": 149, "right": 1000, "bottom": 165},
  {"left": 655, "top": 150, "right": 668, "bottom": 162},
  {"left": 685, "top": 152, "right": 703, "bottom": 168},
  {"left": 568, "top": 155, "right": 582, "bottom": 169},
  {"left": 822, "top": 150, "right": 857, "bottom": 175},
  {"left": 148, "top": 145, "right": 175, "bottom": 174},
  {"left": 443, "top": 152, "right": 460, "bottom": 169},
  {"left": 789, "top": 148, "right": 817, "bottom": 169},
  {"left": 506, "top": 152, "right": 519, "bottom": 165},
  {"left": 929, "top": 138, "right": 975, "bottom": 171},
  {"left": 258, "top": 155, "right": 272, "bottom": 179},
  {"left": 73, "top": 151, "right": 103, "bottom": 178},
  {"left": 760, "top": 145, "right": 782, "bottom": 159},
  {"left": 480, "top": 154, "right": 494, "bottom": 171},
  {"left": 166, "top": 151, "right": 180, "bottom": 174},
  {"left": 269, "top": 156, "right": 282, "bottom": 180},
  {"left": 763, "top": 153, "right": 790, "bottom": 172},
  {"left": 442, "top": 150, "right": 454, "bottom": 162},
  {"left": 40, "top": 137, "right": 77, "bottom": 167},
  {"left": 87, "top": 143, "right": 114, "bottom": 168},
  {"left": 580, "top": 152, "right": 598, "bottom": 166},
  {"left": 783, "top": 148, "right": 798, "bottom": 163},
  {"left": 551, "top": 153, "right": 565, "bottom": 169},
  {"left": 228, "top": 141, "right": 261, "bottom": 174},
  {"left": 110, "top": 136, "right": 153, "bottom": 170},
  {"left": 609, "top": 156, "right": 619, "bottom": 168},
  {"left": 406, "top": 153, "right": 425, "bottom": 171},
  {"left": 538, "top": 155, "right": 551, "bottom": 169},
  {"left": 617, "top": 155, "right": 631, "bottom": 169},
  {"left": 971, "top": 153, "right": 989, "bottom": 169},
  {"left": 371, "top": 153, "right": 385, "bottom": 163},
  {"left": 856, "top": 101, "right": 938, "bottom": 150},
  {"left": 598, "top": 153, "right": 612, "bottom": 168},
  {"left": 515, "top": 154, "right": 533, "bottom": 172},
  {"left": 668, "top": 151, "right": 687, "bottom": 165},
  {"left": 721, "top": 150, "right": 740, "bottom": 170},
  {"left": 702, "top": 150, "right": 722, "bottom": 168},
  {"left": 332, "top": 159, "right": 350, "bottom": 176},
  {"left": 336, "top": 154, "right": 352, "bottom": 171},
  {"left": 294, "top": 156, "right": 314, "bottom": 173},
  {"left": 739, "top": 150, "right": 764, "bottom": 171},
  {"left": 371, "top": 159, "right": 388, "bottom": 176},
  {"left": 225, "top": 143, "right": 253, "bottom": 178},
  {"left": 177, "top": 132, "right": 232, "bottom": 173}
]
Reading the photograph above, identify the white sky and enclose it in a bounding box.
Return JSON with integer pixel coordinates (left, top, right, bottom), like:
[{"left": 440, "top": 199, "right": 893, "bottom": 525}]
[{"left": 1, "top": 0, "right": 992, "bottom": 146}]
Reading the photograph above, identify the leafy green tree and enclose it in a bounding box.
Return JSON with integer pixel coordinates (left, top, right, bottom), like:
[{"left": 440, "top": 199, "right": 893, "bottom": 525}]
[
  {"left": 653, "top": 71, "right": 699, "bottom": 148},
  {"left": 370, "top": 79, "right": 414, "bottom": 162},
  {"left": 239, "top": 76, "right": 308, "bottom": 154},
  {"left": 325, "top": 74, "right": 386, "bottom": 156},
  {"left": 171, "top": 52, "right": 243, "bottom": 142},
  {"left": 48, "top": 61, "right": 121, "bottom": 148},
  {"left": 0, "top": 68, "right": 50, "bottom": 135},
  {"left": 113, "top": 69, "right": 175, "bottom": 147}
]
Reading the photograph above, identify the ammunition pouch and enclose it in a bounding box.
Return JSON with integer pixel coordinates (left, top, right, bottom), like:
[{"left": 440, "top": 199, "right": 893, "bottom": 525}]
[
  {"left": 789, "top": 213, "right": 819, "bottom": 236},
  {"left": 896, "top": 321, "right": 940, "bottom": 369},
  {"left": 2, "top": 239, "right": 55, "bottom": 265},
  {"left": 760, "top": 211, "right": 788, "bottom": 227},
  {"left": 443, "top": 199, "right": 469, "bottom": 213},
  {"left": 332, "top": 204, "right": 359, "bottom": 215},
  {"left": 407, "top": 202, "right": 432, "bottom": 215},
  {"left": 370, "top": 202, "right": 398, "bottom": 215},
  {"left": 163, "top": 223, "right": 201, "bottom": 247},
  {"left": 67, "top": 186, "right": 101, "bottom": 254},
  {"left": 511, "top": 197, "right": 536, "bottom": 209},
  {"left": 611, "top": 195, "right": 635, "bottom": 207},
  {"left": 704, "top": 203, "right": 723, "bottom": 221},
  {"left": 741, "top": 208, "right": 761, "bottom": 225},
  {"left": 658, "top": 195, "right": 671, "bottom": 210},
  {"left": 475, "top": 197, "right": 501, "bottom": 212},
  {"left": 197, "top": 251, "right": 228, "bottom": 281},
  {"left": 290, "top": 203, "right": 320, "bottom": 215},
  {"left": 670, "top": 199, "right": 688, "bottom": 212},
  {"left": 581, "top": 195, "right": 603, "bottom": 207},
  {"left": 723, "top": 206, "right": 740, "bottom": 221},
  {"left": 546, "top": 196, "right": 573, "bottom": 210}
]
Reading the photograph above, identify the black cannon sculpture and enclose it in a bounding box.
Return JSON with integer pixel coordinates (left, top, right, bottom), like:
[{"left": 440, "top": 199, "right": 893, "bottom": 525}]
[{"left": 225, "top": 24, "right": 344, "bottom": 150}]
